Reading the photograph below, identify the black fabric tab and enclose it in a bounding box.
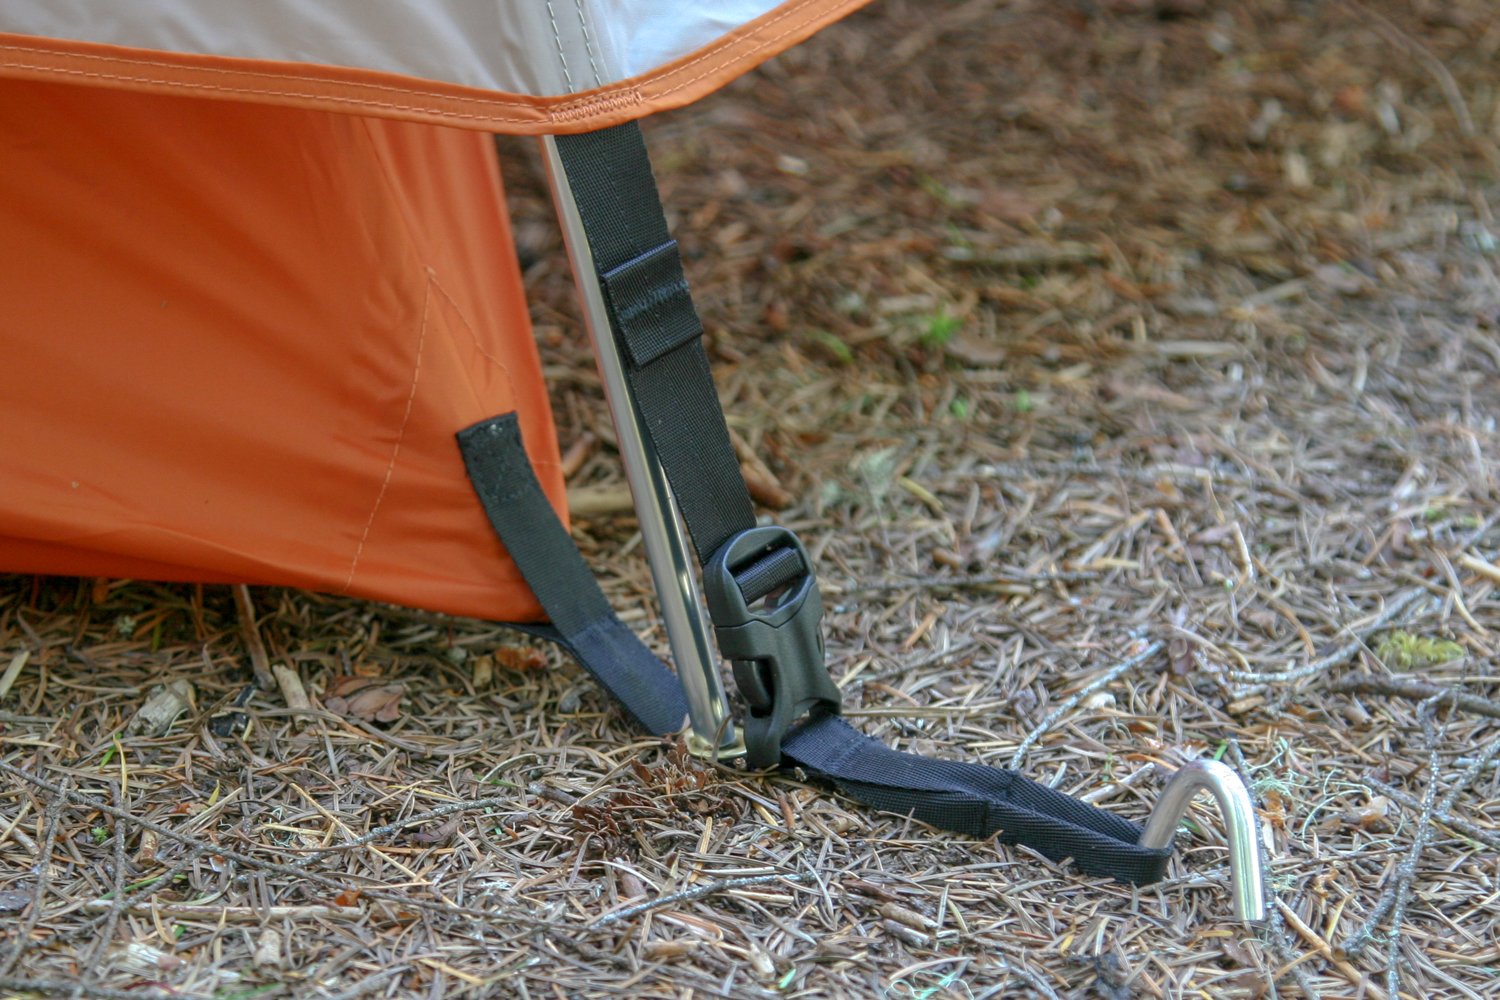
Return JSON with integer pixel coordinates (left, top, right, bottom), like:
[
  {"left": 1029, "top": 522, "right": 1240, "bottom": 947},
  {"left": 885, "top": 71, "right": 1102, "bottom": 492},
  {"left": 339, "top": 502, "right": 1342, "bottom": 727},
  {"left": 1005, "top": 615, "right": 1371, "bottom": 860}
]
[
  {"left": 782, "top": 716, "right": 1172, "bottom": 885},
  {"left": 602, "top": 240, "right": 703, "bottom": 368},
  {"left": 457, "top": 413, "right": 689, "bottom": 736}
]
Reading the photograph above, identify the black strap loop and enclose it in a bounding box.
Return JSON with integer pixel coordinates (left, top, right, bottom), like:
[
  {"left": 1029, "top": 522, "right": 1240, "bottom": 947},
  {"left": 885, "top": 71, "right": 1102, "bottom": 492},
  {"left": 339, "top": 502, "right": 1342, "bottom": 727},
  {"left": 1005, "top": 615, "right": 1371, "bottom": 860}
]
[{"left": 456, "top": 414, "right": 689, "bottom": 736}]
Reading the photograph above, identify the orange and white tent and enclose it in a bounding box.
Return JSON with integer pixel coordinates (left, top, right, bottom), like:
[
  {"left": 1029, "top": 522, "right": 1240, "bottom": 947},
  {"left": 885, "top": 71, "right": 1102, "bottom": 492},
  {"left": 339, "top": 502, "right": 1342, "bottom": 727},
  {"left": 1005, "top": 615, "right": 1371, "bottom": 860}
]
[
  {"left": 0, "top": 1, "right": 867, "bottom": 620},
  {"left": 0, "top": 4, "right": 1232, "bottom": 893}
]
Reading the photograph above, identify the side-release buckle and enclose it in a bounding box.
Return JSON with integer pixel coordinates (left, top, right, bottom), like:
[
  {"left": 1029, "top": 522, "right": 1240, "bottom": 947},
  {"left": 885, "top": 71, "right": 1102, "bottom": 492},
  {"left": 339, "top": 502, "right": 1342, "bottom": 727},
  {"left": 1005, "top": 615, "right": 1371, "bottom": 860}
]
[{"left": 704, "top": 526, "right": 842, "bottom": 768}]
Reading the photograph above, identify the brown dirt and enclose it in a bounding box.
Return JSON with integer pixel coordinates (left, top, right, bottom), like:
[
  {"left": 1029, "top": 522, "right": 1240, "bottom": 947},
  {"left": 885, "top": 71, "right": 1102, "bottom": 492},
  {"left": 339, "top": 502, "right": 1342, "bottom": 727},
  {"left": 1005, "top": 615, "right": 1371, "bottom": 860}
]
[{"left": 4, "top": 1, "right": 1499, "bottom": 997}]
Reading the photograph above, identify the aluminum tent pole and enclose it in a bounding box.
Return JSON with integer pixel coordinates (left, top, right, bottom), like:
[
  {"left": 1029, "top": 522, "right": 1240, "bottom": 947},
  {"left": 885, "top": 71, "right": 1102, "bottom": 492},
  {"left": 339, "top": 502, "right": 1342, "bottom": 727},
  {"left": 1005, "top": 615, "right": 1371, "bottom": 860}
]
[{"left": 538, "top": 135, "right": 742, "bottom": 758}]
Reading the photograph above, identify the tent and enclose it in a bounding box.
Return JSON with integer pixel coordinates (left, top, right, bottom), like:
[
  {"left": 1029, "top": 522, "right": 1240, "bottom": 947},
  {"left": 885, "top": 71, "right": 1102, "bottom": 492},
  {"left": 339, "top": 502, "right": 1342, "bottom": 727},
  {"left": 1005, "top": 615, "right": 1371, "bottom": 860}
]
[{"left": 0, "top": 2, "right": 1261, "bottom": 910}]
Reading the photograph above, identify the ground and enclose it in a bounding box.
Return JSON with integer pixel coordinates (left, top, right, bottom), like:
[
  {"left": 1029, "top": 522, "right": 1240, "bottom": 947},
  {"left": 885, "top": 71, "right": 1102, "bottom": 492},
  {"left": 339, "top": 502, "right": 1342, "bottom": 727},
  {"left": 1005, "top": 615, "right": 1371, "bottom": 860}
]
[{"left": 3, "top": 1, "right": 1499, "bottom": 997}]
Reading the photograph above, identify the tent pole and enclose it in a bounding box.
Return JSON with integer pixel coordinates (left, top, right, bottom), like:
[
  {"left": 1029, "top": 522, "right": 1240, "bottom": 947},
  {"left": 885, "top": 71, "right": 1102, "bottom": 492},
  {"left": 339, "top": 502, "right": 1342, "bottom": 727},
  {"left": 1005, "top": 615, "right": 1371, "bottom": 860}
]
[{"left": 537, "top": 136, "right": 743, "bottom": 758}]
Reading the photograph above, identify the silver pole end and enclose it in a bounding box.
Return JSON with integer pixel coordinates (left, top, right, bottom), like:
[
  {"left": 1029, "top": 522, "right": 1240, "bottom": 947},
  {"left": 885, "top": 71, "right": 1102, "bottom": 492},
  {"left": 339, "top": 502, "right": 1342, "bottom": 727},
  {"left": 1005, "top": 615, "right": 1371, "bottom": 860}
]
[{"left": 1140, "top": 759, "right": 1267, "bottom": 924}]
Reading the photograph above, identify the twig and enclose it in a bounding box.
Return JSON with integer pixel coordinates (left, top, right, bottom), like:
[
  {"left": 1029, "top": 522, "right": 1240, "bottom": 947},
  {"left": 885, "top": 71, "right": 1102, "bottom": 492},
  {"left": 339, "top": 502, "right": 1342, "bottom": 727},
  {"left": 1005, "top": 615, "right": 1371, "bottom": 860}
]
[
  {"left": 892, "top": 0, "right": 1014, "bottom": 65},
  {"left": 316, "top": 967, "right": 410, "bottom": 1000},
  {"left": 996, "top": 958, "right": 1063, "bottom": 1000},
  {"left": 1329, "top": 674, "right": 1500, "bottom": 720},
  {"left": 232, "top": 584, "right": 276, "bottom": 689},
  {"left": 1009, "top": 640, "right": 1162, "bottom": 768},
  {"left": 1226, "top": 587, "right": 1429, "bottom": 686},
  {"left": 587, "top": 872, "right": 814, "bottom": 931},
  {"left": 1274, "top": 900, "right": 1384, "bottom": 1000},
  {"left": 1344, "top": 696, "right": 1454, "bottom": 992},
  {"left": 832, "top": 569, "right": 1100, "bottom": 595},
  {"left": 57, "top": 844, "right": 214, "bottom": 945},
  {"left": 1338, "top": 0, "right": 1476, "bottom": 139},
  {"left": 0, "top": 979, "right": 176, "bottom": 1000},
  {"left": 0, "top": 777, "right": 68, "bottom": 977},
  {"left": 80, "top": 902, "right": 358, "bottom": 921},
  {"left": 1361, "top": 776, "right": 1500, "bottom": 852},
  {"left": 0, "top": 760, "right": 549, "bottom": 933},
  {"left": 281, "top": 794, "right": 521, "bottom": 863},
  {"left": 78, "top": 781, "right": 131, "bottom": 998},
  {"left": 1225, "top": 744, "right": 1323, "bottom": 1000},
  {"left": 0, "top": 649, "right": 29, "bottom": 702},
  {"left": 1384, "top": 701, "right": 1446, "bottom": 996}
]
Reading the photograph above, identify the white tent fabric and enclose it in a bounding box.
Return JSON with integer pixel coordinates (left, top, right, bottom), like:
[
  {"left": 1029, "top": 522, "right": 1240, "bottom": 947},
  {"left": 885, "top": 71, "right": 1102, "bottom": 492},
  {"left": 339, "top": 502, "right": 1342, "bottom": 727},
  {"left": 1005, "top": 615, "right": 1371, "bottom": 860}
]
[{"left": 0, "top": 0, "right": 786, "bottom": 97}]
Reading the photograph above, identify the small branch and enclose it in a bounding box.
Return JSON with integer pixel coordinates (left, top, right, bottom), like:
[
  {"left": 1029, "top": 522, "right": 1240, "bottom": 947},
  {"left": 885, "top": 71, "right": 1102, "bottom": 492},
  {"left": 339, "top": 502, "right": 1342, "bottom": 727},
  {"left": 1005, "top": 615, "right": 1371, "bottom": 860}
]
[
  {"left": 1275, "top": 899, "right": 1385, "bottom": 1000},
  {"left": 0, "top": 760, "right": 549, "bottom": 932},
  {"left": 1225, "top": 744, "right": 1325, "bottom": 1000},
  {"left": 80, "top": 782, "right": 130, "bottom": 992},
  {"left": 1362, "top": 777, "right": 1500, "bottom": 852},
  {"left": 1227, "top": 587, "right": 1429, "bottom": 686},
  {"left": 833, "top": 569, "right": 1099, "bottom": 595},
  {"left": 0, "top": 979, "right": 176, "bottom": 1000},
  {"left": 1371, "top": 701, "right": 1445, "bottom": 996},
  {"left": 232, "top": 584, "right": 276, "bottom": 689},
  {"left": 0, "top": 649, "right": 30, "bottom": 702},
  {"left": 80, "top": 902, "right": 358, "bottom": 921},
  {"left": 996, "top": 959, "right": 1063, "bottom": 1000},
  {"left": 281, "top": 794, "right": 521, "bottom": 864},
  {"left": 588, "top": 872, "right": 813, "bottom": 931},
  {"left": 1339, "top": 0, "right": 1476, "bottom": 139},
  {"left": 0, "top": 777, "right": 68, "bottom": 978},
  {"left": 1329, "top": 674, "right": 1500, "bottom": 721},
  {"left": 1009, "top": 640, "right": 1163, "bottom": 769}
]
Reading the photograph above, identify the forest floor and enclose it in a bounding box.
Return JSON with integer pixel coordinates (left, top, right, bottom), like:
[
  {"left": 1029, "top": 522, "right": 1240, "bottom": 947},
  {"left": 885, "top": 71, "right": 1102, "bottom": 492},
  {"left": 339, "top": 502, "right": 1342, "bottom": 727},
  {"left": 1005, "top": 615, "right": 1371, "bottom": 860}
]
[{"left": 3, "top": 1, "right": 1499, "bottom": 997}]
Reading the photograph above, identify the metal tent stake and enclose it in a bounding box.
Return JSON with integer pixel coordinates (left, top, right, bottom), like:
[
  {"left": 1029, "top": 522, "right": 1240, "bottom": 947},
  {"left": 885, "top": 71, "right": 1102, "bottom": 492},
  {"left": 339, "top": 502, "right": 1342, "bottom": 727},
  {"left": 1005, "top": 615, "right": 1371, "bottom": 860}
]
[
  {"left": 1140, "top": 759, "right": 1267, "bottom": 923},
  {"left": 539, "top": 135, "right": 742, "bottom": 758}
]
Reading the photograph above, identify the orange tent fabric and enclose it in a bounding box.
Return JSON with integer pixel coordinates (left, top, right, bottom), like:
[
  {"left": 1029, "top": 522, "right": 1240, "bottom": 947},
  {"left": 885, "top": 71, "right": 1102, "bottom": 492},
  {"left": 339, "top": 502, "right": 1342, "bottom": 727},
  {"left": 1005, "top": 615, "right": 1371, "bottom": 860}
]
[{"left": 0, "top": 77, "right": 564, "bottom": 620}]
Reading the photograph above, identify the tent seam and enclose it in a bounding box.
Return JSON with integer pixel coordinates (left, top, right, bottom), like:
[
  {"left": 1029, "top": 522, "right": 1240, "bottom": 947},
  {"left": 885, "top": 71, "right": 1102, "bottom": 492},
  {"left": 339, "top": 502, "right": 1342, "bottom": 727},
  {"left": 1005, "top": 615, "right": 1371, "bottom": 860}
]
[
  {"left": 572, "top": 0, "right": 604, "bottom": 89},
  {"left": 543, "top": 1, "right": 575, "bottom": 94},
  {"left": 341, "top": 273, "right": 430, "bottom": 594},
  {"left": 0, "top": 0, "right": 858, "bottom": 122},
  {"left": 422, "top": 277, "right": 560, "bottom": 476},
  {"left": 348, "top": 116, "right": 555, "bottom": 478}
]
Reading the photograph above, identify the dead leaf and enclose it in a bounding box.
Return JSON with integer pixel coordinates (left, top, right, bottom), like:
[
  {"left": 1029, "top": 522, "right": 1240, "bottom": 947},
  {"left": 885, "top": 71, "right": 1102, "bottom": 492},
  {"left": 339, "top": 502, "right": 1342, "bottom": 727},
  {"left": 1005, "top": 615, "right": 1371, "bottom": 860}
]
[
  {"left": 127, "top": 679, "right": 196, "bottom": 736},
  {"left": 324, "top": 675, "right": 403, "bottom": 723},
  {"left": 494, "top": 647, "right": 547, "bottom": 672},
  {"left": 945, "top": 332, "right": 1007, "bottom": 367}
]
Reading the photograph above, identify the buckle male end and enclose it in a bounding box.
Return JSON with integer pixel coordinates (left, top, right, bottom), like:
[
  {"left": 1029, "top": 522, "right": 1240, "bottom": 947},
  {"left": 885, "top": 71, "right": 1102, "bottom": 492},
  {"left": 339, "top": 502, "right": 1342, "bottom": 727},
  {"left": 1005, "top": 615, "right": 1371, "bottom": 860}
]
[{"left": 704, "top": 526, "right": 841, "bottom": 769}]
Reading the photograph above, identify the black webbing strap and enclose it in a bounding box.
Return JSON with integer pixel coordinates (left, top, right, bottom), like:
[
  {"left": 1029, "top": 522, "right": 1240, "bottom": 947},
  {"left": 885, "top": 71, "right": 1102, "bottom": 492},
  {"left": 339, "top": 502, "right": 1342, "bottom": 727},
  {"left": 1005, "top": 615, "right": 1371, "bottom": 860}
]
[
  {"left": 782, "top": 716, "right": 1171, "bottom": 883},
  {"left": 456, "top": 413, "right": 1172, "bottom": 885},
  {"left": 461, "top": 122, "right": 1176, "bottom": 886},
  {"left": 553, "top": 126, "right": 754, "bottom": 566},
  {"left": 456, "top": 414, "right": 689, "bottom": 736}
]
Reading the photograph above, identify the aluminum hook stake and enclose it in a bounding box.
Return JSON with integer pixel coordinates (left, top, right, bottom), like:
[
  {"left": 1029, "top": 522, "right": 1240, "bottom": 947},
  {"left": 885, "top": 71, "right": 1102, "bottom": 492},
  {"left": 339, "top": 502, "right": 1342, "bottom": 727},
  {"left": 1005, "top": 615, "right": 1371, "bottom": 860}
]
[{"left": 1140, "top": 759, "right": 1267, "bottom": 924}]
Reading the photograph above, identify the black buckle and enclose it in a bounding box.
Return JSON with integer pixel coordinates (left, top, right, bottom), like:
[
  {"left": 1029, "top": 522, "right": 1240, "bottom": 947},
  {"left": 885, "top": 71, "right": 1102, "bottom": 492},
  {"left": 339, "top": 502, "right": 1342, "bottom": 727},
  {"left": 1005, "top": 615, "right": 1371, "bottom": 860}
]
[{"left": 704, "top": 526, "right": 842, "bottom": 768}]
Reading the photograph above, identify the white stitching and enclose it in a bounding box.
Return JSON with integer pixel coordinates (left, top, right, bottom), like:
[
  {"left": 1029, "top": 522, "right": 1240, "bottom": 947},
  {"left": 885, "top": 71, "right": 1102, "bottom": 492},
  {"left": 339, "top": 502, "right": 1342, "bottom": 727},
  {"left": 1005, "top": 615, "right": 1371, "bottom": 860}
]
[
  {"left": 544, "top": 1, "right": 575, "bottom": 94},
  {"left": 343, "top": 274, "right": 430, "bottom": 592},
  {"left": 572, "top": 0, "right": 604, "bottom": 88}
]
